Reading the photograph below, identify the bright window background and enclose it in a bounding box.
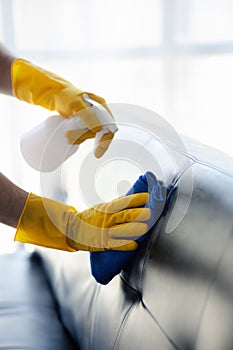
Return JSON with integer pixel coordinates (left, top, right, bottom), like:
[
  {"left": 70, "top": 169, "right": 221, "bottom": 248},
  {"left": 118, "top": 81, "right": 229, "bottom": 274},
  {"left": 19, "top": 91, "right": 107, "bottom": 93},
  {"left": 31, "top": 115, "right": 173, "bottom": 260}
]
[{"left": 0, "top": 0, "right": 233, "bottom": 252}]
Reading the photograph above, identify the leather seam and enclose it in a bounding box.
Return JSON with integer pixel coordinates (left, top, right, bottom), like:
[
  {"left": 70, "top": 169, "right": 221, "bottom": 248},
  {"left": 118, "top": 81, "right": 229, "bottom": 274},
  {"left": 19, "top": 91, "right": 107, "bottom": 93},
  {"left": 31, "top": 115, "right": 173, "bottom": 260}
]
[
  {"left": 113, "top": 297, "right": 140, "bottom": 350},
  {"left": 140, "top": 298, "right": 181, "bottom": 350}
]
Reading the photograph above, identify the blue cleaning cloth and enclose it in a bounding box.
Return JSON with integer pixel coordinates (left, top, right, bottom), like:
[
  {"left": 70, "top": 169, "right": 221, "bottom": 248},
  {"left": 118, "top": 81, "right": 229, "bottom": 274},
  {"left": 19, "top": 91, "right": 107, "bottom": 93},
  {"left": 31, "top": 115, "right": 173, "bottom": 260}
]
[{"left": 90, "top": 172, "right": 166, "bottom": 285}]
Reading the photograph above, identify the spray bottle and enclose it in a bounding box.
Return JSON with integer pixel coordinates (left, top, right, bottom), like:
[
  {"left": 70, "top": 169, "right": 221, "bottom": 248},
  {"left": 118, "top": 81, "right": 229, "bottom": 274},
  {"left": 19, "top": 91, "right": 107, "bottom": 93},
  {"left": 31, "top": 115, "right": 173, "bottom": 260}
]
[{"left": 20, "top": 94, "right": 117, "bottom": 172}]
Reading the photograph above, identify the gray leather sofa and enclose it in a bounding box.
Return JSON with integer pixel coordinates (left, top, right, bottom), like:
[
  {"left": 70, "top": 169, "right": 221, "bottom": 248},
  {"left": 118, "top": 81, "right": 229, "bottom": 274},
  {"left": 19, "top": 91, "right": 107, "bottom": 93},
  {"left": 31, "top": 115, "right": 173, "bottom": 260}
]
[{"left": 0, "top": 133, "right": 232, "bottom": 350}]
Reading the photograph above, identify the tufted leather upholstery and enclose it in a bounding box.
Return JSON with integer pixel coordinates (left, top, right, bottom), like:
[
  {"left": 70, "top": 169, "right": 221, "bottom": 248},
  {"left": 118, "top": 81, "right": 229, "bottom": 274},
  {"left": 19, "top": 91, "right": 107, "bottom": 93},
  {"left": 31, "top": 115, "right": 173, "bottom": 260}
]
[{"left": 36, "top": 135, "right": 233, "bottom": 350}]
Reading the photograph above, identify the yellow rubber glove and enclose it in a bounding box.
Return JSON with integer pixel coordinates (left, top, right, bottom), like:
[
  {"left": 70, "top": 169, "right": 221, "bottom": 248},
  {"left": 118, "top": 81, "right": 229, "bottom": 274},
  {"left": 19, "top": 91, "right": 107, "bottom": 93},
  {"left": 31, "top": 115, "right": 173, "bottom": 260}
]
[
  {"left": 15, "top": 192, "right": 150, "bottom": 252},
  {"left": 11, "top": 58, "right": 115, "bottom": 158}
]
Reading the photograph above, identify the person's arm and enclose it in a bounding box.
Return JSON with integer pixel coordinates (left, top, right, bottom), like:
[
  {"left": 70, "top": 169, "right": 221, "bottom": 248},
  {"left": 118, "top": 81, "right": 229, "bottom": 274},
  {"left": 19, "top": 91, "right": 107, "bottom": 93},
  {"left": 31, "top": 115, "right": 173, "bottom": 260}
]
[
  {"left": 0, "top": 172, "right": 28, "bottom": 228},
  {"left": 0, "top": 172, "right": 150, "bottom": 252},
  {"left": 0, "top": 41, "right": 117, "bottom": 157},
  {"left": 0, "top": 42, "right": 116, "bottom": 157},
  {"left": 0, "top": 43, "right": 15, "bottom": 96}
]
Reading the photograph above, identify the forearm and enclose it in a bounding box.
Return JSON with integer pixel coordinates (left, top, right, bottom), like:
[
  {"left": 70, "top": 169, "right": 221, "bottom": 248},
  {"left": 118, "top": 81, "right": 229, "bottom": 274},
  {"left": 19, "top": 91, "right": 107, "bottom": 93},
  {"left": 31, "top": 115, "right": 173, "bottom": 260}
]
[
  {"left": 0, "top": 42, "right": 15, "bottom": 95},
  {"left": 0, "top": 173, "right": 28, "bottom": 228}
]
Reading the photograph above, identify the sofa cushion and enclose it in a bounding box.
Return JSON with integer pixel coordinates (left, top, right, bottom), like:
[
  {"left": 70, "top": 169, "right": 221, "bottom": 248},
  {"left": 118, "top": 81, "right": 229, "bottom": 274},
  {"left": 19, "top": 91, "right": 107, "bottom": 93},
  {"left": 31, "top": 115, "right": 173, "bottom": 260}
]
[
  {"left": 37, "top": 248, "right": 177, "bottom": 349},
  {"left": 0, "top": 250, "right": 78, "bottom": 350}
]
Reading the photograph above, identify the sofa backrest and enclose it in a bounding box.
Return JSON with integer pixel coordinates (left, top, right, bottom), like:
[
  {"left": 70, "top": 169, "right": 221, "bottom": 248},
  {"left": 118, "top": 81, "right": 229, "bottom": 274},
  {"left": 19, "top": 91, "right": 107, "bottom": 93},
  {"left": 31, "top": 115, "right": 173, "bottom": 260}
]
[{"left": 37, "top": 135, "right": 233, "bottom": 350}]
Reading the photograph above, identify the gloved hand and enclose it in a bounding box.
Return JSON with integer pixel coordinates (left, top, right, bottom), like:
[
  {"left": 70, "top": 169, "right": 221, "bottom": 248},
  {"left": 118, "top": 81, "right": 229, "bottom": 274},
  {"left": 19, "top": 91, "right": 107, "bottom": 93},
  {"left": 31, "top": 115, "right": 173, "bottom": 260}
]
[
  {"left": 11, "top": 58, "right": 115, "bottom": 157},
  {"left": 15, "top": 192, "right": 150, "bottom": 252},
  {"left": 90, "top": 171, "right": 167, "bottom": 284}
]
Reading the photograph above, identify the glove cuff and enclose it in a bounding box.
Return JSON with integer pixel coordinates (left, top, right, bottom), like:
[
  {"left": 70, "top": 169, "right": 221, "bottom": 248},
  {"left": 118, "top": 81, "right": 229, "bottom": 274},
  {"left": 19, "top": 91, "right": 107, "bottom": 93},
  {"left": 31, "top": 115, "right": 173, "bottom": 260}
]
[
  {"left": 11, "top": 58, "right": 84, "bottom": 115},
  {"left": 15, "top": 193, "right": 76, "bottom": 252}
]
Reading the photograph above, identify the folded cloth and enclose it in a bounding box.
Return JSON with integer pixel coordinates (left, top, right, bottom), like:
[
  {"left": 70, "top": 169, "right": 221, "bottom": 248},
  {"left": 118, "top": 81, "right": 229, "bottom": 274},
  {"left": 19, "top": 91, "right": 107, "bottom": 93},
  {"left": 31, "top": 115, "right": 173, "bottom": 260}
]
[{"left": 90, "top": 172, "right": 167, "bottom": 285}]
